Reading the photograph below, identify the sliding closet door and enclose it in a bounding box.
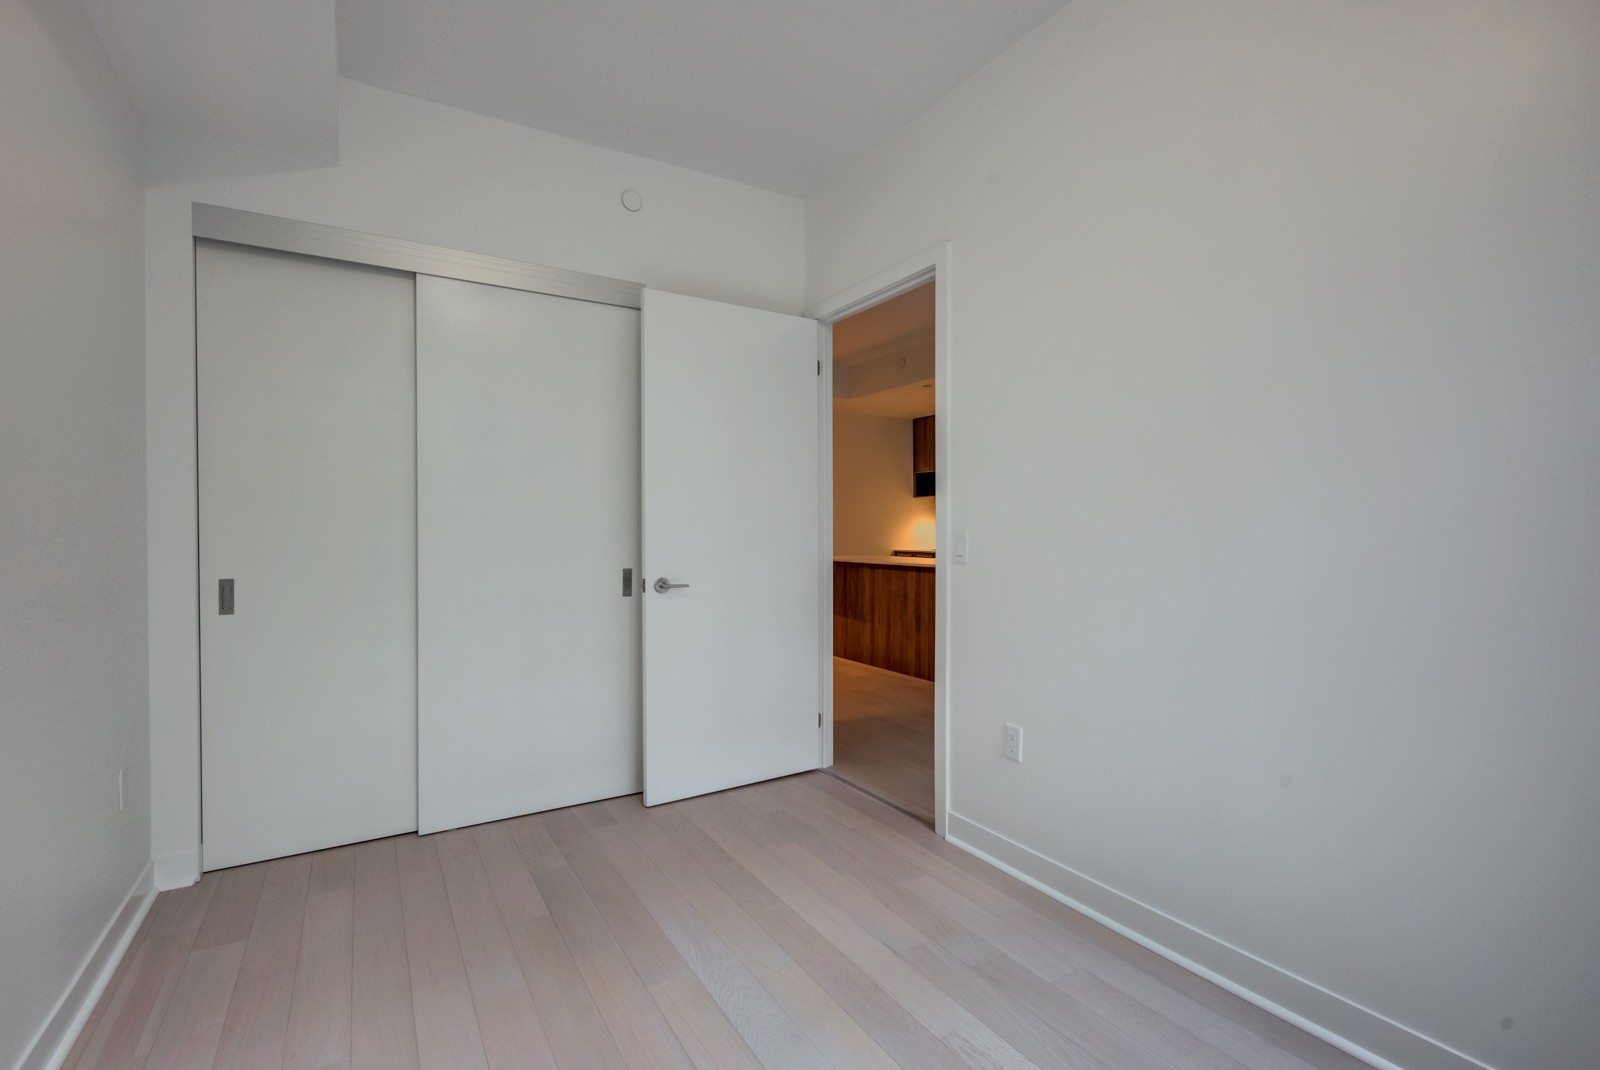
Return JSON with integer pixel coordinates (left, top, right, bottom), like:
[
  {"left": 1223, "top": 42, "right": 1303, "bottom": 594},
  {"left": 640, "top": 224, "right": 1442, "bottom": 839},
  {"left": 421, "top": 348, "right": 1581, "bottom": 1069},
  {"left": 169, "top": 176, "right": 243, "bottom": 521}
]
[
  {"left": 197, "top": 241, "right": 417, "bottom": 871},
  {"left": 417, "top": 275, "right": 641, "bottom": 834}
]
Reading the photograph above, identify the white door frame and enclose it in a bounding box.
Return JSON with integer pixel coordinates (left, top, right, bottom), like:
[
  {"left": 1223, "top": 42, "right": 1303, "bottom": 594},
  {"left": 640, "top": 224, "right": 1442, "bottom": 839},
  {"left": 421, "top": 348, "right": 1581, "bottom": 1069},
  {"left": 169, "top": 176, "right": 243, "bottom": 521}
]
[{"left": 806, "top": 243, "right": 952, "bottom": 837}]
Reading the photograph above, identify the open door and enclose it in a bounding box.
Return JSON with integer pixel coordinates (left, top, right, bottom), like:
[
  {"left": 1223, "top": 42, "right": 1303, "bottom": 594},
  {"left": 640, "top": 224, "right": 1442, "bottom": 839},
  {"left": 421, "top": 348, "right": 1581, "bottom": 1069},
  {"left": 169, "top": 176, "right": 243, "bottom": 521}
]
[{"left": 642, "top": 289, "right": 821, "bottom": 805}]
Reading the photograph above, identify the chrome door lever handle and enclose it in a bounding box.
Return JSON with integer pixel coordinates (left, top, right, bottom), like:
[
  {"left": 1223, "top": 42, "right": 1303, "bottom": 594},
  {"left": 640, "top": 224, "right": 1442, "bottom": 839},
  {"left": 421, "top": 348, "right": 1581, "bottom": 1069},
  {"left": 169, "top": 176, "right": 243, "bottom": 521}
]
[{"left": 654, "top": 577, "right": 690, "bottom": 593}]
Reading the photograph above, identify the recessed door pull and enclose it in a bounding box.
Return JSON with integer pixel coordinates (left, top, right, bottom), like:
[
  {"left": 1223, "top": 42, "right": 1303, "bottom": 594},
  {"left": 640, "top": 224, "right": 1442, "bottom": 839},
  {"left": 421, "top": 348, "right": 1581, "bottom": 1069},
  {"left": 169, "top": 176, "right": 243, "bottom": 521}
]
[
  {"left": 654, "top": 577, "right": 689, "bottom": 594},
  {"left": 623, "top": 568, "right": 634, "bottom": 596},
  {"left": 219, "top": 578, "right": 235, "bottom": 615}
]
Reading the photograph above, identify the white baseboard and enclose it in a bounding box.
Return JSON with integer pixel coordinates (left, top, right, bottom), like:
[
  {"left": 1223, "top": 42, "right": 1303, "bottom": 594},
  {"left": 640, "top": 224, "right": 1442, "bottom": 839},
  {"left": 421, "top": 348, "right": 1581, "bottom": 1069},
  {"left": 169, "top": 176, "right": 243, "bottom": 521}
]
[
  {"left": 946, "top": 813, "right": 1494, "bottom": 1070},
  {"left": 10, "top": 861, "right": 157, "bottom": 1070},
  {"left": 153, "top": 848, "right": 200, "bottom": 890}
]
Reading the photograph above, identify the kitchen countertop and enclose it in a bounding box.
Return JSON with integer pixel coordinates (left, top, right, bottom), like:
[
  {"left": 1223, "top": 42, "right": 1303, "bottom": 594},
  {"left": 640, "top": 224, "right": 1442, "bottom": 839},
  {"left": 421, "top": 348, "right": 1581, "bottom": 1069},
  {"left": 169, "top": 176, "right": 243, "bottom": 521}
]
[{"left": 833, "top": 555, "right": 936, "bottom": 568}]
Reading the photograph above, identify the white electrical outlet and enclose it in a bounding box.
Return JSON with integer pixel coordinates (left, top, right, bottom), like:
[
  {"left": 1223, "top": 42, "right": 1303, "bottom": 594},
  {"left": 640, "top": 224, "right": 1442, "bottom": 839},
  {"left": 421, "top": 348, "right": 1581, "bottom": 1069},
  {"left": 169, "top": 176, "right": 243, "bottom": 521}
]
[
  {"left": 953, "top": 531, "right": 970, "bottom": 564},
  {"left": 1004, "top": 723, "right": 1023, "bottom": 762},
  {"left": 118, "top": 767, "right": 125, "bottom": 812}
]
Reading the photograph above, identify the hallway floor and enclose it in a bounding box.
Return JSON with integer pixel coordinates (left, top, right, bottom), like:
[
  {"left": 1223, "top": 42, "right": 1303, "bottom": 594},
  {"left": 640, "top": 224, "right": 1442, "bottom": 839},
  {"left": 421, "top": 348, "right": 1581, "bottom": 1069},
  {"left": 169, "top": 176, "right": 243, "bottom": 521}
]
[
  {"left": 831, "top": 656, "right": 936, "bottom": 825},
  {"left": 64, "top": 771, "right": 1365, "bottom": 1070}
]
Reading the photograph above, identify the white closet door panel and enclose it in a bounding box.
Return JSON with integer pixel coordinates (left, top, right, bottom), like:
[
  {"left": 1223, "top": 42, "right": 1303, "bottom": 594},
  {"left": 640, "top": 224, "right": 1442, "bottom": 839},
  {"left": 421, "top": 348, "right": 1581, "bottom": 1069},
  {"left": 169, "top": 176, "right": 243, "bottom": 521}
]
[
  {"left": 641, "top": 289, "right": 821, "bottom": 806},
  {"left": 198, "top": 241, "right": 417, "bottom": 871},
  {"left": 417, "top": 275, "right": 641, "bottom": 835}
]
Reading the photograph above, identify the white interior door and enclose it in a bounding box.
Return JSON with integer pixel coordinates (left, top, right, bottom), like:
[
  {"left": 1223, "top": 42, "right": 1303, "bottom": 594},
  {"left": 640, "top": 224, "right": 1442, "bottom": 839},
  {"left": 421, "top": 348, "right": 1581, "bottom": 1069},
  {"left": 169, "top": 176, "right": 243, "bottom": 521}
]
[
  {"left": 417, "top": 276, "right": 641, "bottom": 834},
  {"left": 198, "top": 241, "right": 417, "bottom": 871},
  {"left": 642, "top": 289, "right": 821, "bottom": 805}
]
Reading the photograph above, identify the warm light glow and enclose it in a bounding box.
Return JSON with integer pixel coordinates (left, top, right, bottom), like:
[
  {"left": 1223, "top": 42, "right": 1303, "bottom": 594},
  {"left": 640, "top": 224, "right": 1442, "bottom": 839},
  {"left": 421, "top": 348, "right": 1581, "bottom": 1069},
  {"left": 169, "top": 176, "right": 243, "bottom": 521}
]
[{"left": 908, "top": 519, "right": 936, "bottom": 550}]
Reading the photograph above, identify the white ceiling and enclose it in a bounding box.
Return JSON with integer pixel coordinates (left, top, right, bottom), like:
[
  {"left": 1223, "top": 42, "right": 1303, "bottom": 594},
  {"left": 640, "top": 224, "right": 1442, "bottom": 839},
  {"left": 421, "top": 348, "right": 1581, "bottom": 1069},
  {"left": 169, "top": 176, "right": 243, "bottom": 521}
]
[
  {"left": 833, "top": 280, "right": 934, "bottom": 415},
  {"left": 833, "top": 281, "right": 934, "bottom": 365},
  {"left": 335, "top": 0, "right": 1070, "bottom": 196}
]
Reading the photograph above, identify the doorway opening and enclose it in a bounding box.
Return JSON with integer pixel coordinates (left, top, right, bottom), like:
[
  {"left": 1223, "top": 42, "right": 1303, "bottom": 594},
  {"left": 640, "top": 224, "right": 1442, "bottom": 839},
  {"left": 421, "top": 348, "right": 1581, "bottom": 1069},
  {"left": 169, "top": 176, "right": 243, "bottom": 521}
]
[{"left": 827, "top": 280, "right": 936, "bottom": 824}]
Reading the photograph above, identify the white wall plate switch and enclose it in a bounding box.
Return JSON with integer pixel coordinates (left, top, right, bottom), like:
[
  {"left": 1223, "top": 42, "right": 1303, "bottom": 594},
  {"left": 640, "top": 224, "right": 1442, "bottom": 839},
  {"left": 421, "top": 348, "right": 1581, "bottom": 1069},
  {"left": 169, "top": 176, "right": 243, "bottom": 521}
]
[{"left": 954, "top": 531, "right": 970, "bottom": 564}]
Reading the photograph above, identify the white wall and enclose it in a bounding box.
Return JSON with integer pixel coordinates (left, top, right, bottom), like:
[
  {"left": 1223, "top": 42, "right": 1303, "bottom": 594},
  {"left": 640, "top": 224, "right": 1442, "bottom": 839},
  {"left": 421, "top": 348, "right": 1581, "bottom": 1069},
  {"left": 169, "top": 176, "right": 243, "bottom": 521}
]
[
  {"left": 0, "top": 1, "right": 149, "bottom": 1066},
  {"left": 82, "top": 0, "right": 338, "bottom": 169},
  {"left": 833, "top": 411, "right": 935, "bottom": 555},
  {"left": 806, "top": 3, "right": 1600, "bottom": 1070},
  {"left": 147, "top": 78, "right": 807, "bottom": 882}
]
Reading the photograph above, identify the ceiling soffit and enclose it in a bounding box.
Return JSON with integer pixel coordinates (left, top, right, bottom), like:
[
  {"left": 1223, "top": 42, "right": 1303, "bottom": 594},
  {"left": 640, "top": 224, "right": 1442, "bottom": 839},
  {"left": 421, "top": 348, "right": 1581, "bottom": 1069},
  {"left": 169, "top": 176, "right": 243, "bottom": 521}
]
[{"left": 335, "top": 0, "right": 1070, "bottom": 195}]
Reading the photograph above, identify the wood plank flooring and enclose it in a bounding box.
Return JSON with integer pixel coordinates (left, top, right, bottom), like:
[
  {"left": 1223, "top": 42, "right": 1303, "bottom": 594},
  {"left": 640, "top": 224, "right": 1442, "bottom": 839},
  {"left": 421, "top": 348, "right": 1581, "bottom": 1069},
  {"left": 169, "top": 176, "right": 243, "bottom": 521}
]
[
  {"left": 832, "top": 657, "right": 935, "bottom": 825},
  {"left": 64, "top": 773, "right": 1369, "bottom": 1070}
]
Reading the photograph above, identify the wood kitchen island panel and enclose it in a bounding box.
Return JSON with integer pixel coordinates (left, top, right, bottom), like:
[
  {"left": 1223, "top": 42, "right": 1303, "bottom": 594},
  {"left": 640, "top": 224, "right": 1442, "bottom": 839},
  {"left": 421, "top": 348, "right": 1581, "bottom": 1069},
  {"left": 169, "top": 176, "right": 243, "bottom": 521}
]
[{"left": 833, "top": 560, "right": 934, "bottom": 680}]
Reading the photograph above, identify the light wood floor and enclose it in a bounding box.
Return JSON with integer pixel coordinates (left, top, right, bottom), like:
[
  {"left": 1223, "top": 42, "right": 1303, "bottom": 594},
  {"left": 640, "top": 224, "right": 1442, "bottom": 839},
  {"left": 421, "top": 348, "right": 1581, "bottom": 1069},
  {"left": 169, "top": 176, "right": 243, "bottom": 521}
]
[
  {"left": 64, "top": 772, "right": 1368, "bottom": 1070},
  {"left": 832, "top": 657, "right": 935, "bottom": 825}
]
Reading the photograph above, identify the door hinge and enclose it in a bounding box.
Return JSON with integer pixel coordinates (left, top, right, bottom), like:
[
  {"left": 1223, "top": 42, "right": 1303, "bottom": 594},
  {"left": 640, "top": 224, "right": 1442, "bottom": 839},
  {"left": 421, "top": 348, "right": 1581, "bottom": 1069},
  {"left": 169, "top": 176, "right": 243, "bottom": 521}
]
[
  {"left": 817, "top": 360, "right": 821, "bottom": 376},
  {"left": 818, "top": 711, "right": 822, "bottom": 727}
]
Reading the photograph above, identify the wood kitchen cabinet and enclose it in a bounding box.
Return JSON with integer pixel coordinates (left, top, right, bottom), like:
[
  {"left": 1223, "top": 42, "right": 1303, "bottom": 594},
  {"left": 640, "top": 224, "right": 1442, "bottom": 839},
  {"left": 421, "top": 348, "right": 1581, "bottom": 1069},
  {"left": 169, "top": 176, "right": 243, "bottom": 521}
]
[
  {"left": 913, "top": 415, "right": 934, "bottom": 497},
  {"left": 834, "top": 558, "right": 934, "bottom": 680}
]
